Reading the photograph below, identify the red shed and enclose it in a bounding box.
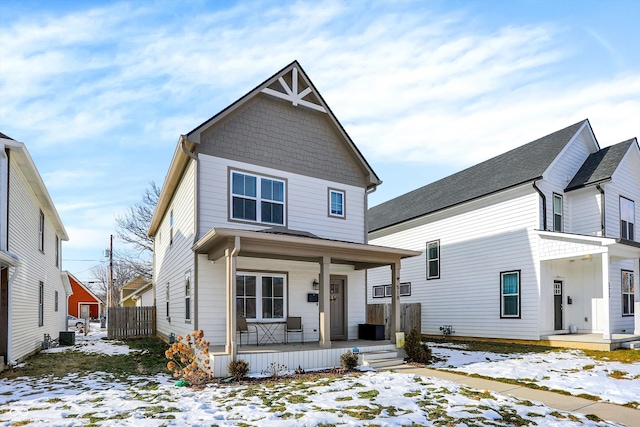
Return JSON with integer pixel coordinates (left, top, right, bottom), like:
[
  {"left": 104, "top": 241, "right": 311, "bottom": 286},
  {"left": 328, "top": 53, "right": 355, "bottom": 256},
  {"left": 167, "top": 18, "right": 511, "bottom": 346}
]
[{"left": 67, "top": 273, "right": 103, "bottom": 319}]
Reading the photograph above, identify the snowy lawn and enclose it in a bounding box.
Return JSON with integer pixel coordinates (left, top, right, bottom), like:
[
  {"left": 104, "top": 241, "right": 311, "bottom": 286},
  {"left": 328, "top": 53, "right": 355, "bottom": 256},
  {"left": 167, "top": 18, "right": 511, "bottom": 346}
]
[
  {"left": 0, "top": 330, "right": 635, "bottom": 426},
  {"left": 430, "top": 343, "right": 640, "bottom": 408}
]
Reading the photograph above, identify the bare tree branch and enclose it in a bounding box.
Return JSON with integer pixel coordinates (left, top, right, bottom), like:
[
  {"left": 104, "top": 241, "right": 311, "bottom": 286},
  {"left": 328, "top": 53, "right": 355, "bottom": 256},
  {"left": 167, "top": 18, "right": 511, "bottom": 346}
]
[{"left": 89, "top": 260, "right": 139, "bottom": 306}]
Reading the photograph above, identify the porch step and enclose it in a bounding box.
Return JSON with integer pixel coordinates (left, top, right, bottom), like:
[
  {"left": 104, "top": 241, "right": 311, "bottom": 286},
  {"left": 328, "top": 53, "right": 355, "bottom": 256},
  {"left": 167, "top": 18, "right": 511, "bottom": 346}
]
[
  {"left": 620, "top": 341, "right": 640, "bottom": 350},
  {"left": 359, "top": 350, "right": 404, "bottom": 369}
]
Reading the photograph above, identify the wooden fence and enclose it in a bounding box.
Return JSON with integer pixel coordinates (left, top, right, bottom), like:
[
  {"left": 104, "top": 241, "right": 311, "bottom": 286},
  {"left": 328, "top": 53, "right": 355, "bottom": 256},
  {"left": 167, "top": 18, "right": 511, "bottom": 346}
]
[
  {"left": 366, "top": 303, "right": 421, "bottom": 340},
  {"left": 107, "top": 306, "right": 156, "bottom": 339}
]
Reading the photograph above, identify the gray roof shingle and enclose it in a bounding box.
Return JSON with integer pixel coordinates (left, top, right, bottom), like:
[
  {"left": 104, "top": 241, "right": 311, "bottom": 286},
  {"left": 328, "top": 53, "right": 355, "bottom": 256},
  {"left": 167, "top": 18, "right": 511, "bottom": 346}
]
[
  {"left": 565, "top": 139, "right": 635, "bottom": 191},
  {"left": 368, "top": 120, "right": 589, "bottom": 233}
]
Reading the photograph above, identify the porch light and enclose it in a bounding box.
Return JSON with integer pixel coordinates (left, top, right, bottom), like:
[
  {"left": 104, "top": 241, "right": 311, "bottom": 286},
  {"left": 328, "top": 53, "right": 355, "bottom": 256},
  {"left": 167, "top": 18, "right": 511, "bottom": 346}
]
[
  {"left": 312, "top": 279, "right": 319, "bottom": 290},
  {"left": 582, "top": 254, "right": 592, "bottom": 261}
]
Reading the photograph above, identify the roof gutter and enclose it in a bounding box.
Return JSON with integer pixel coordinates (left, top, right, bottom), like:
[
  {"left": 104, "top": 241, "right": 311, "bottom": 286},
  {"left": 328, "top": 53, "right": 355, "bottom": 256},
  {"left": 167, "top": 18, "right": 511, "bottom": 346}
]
[
  {"left": 532, "top": 180, "right": 547, "bottom": 231},
  {"left": 596, "top": 184, "right": 606, "bottom": 236}
]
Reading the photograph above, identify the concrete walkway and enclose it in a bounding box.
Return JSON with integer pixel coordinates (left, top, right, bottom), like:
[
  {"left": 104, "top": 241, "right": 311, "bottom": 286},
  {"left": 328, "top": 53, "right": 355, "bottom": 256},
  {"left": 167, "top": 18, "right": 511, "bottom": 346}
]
[{"left": 384, "top": 364, "right": 639, "bottom": 427}]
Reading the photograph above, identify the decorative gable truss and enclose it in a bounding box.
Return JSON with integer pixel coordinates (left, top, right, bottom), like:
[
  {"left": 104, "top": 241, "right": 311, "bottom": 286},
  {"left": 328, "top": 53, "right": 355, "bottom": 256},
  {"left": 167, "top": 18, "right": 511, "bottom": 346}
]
[{"left": 261, "top": 66, "right": 327, "bottom": 113}]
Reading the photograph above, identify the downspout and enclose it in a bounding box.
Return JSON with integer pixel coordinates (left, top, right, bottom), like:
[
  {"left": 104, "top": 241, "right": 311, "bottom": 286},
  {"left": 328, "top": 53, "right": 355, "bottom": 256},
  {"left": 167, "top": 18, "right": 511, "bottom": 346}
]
[
  {"left": 596, "top": 184, "right": 606, "bottom": 237},
  {"left": 532, "top": 181, "right": 547, "bottom": 231}
]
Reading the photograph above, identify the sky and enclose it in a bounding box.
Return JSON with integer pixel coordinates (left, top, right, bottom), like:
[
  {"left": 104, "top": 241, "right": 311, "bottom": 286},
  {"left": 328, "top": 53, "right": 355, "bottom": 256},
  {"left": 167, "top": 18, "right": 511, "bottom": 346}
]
[
  {"left": 1, "top": 330, "right": 634, "bottom": 425},
  {"left": 1, "top": 0, "right": 639, "bottom": 282}
]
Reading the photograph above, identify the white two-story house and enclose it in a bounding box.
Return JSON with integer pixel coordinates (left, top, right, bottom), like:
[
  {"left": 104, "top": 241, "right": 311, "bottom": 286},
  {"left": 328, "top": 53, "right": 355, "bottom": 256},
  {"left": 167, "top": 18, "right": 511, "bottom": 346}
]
[
  {"left": 367, "top": 120, "right": 640, "bottom": 350},
  {"left": 0, "top": 132, "right": 70, "bottom": 369},
  {"left": 149, "top": 61, "right": 419, "bottom": 375}
]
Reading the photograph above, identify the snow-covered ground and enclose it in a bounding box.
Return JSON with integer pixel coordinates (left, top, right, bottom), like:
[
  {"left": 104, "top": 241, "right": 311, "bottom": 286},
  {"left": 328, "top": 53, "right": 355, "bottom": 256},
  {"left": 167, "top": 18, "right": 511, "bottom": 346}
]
[
  {"left": 430, "top": 343, "right": 640, "bottom": 407},
  {"left": 0, "top": 330, "right": 636, "bottom": 426}
]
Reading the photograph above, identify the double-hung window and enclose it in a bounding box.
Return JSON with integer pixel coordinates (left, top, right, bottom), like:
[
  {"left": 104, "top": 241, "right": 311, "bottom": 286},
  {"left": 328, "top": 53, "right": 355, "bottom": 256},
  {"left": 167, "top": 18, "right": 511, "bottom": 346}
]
[
  {"left": 622, "top": 270, "right": 634, "bottom": 316},
  {"left": 38, "top": 281, "right": 44, "bottom": 326},
  {"left": 329, "top": 189, "right": 345, "bottom": 218},
  {"left": 169, "top": 209, "right": 174, "bottom": 245},
  {"left": 166, "top": 283, "right": 170, "bottom": 319},
  {"left": 38, "top": 210, "right": 45, "bottom": 252},
  {"left": 426, "top": 240, "right": 440, "bottom": 280},
  {"left": 236, "top": 273, "right": 286, "bottom": 321},
  {"left": 553, "top": 193, "right": 563, "bottom": 232},
  {"left": 500, "top": 271, "right": 521, "bottom": 318},
  {"left": 231, "top": 171, "right": 285, "bottom": 225},
  {"left": 620, "top": 197, "right": 635, "bottom": 240}
]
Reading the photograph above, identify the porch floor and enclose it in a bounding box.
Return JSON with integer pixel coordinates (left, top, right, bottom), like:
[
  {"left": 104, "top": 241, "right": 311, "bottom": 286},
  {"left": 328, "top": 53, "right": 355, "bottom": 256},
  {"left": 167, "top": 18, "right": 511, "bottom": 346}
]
[
  {"left": 540, "top": 333, "right": 640, "bottom": 351},
  {"left": 210, "top": 339, "right": 393, "bottom": 355}
]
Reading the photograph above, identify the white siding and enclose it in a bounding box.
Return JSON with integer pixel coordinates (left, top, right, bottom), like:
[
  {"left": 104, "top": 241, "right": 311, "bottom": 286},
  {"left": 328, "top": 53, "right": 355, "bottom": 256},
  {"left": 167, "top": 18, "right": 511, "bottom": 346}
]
[
  {"left": 604, "top": 147, "right": 640, "bottom": 240},
  {"left": 369, "top": 186, "right": 542, "bottom": 340},
  {"left": 198, "top": 154, "right": 366, "bottom": 243},
  {"left": 154, "top": 160, "right": 196, "bottom": 340},
  {"left": 568, "top": 187, "right": 602, "bottom": 236},
  {"left": 7, "top": 163, "right": 66, "bottom": 362}
]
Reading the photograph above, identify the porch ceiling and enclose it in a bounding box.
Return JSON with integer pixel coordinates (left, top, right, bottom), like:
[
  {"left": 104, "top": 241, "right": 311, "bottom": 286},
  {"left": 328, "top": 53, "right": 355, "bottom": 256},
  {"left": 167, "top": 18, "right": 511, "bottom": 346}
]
[{"left": 192, "top": 227, "right": 421, "bottom": 269}]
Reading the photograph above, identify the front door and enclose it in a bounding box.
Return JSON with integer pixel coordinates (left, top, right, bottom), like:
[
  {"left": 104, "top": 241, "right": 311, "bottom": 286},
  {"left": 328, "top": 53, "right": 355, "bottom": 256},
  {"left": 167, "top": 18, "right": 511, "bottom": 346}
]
[
  {"left": 554, "top": 280, "right": 563, "bottom": 330},
  {"left": 80, "top": 304, "right": 90, "bottom": 319},
  {"left": 330, "top": 277, "right": 346, "bottom": 340}
]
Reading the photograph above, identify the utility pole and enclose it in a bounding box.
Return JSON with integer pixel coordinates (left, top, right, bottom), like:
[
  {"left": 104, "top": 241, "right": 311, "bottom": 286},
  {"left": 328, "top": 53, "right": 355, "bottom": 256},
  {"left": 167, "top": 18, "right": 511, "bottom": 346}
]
[{"left": 109, "top": 234, "right": 114, "bottom": 307}]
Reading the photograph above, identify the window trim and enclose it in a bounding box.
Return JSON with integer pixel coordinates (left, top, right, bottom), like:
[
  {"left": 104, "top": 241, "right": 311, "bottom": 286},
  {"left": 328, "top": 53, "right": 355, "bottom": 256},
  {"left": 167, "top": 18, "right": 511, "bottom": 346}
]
[
  {"left": 372, "top": 283, "right": 411, "bottom": 298},
  {"left": 55, "top": 290, "right": 59, "bottom": 312},
  {"left": 185, "top": 271, "right": 191, "bottom": 321},
  {"left": 169, "top": 209, "right": 174, "bottom": 246},
  {"left": 55, "top": 235, "right": 59, "bottom": 267},
  {"left": 328, "top": 188, "right": 346, "bottom": 219},
  {"left": 622, "top": 269, "right": 635, "bottom": 317},
  {"left": 229, "top": 169, "right": 287, "bottom": 226},
  {"left": 500, "top": 270, "right": 521, "bottom": 319},
  {"left": 166, "top": 282, "right": 170, "bottom": 320},
  {"left": 39, "top": 210, "right": 45, "bottom": 252},
  {"left": 553, "top": 193, "right": 563, "bottom": 232},
  {"left": 236, "top": 271, "right": 287, "bottom": 322},
  {"left": 426, "top": 240, "right": 440, "bottom": 280},
  {"left": 620, "top": 196, "right": 635, "bottom": 241}
]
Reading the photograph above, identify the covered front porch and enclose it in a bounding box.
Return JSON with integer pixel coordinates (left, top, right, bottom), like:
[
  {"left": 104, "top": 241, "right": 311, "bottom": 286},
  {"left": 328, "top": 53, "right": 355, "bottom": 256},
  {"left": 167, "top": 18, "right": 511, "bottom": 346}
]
[
  {"left": 538, "top": 231, "right": 640, "bottom": 341},
  {"left": 193, "top": 227, "right": 420, "bottom": 376},
  {"left": 540, "top": 332, "right": 640, "bottom": 351}
]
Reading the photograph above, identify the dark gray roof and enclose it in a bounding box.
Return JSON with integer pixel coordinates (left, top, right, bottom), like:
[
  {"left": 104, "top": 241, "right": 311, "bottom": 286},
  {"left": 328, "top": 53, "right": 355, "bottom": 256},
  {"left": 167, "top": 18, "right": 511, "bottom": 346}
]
[
  {"left": 0, "top": 132, "right": 14, "bottom": 140},
  {"left": 565, "top": 139, "right": 635, "bottom": 191},
  {"left": 368, "top": 120, "right": 589, "bottom": 233}
]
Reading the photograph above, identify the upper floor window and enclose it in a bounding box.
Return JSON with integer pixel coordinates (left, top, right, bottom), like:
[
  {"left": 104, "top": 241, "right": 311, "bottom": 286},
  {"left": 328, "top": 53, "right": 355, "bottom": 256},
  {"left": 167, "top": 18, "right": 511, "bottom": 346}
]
[
  {"left": 620, "top": 197, "right": 635, "bottom": 240},
  {"left": 231, "top": 171, "right": 285, "bottom": 225},
  {"left": 55, "top": 235, "right": 59, "bottom": 267},
  {"left": 500, "top": 270, "right": 521, "bottom": 318},
  {"left": 236, "top": 272, "right": 286, "bottom": 321},
  {"left": 622, "top": 270, "right": 634, "bottom": 316},
  {"left": 553, "top": 193, "right": 563, "bottom": 232},
  {"left": 426, "top": 240, "right": 440, "bottom": 280},
  {"left": 39, "top": 210, "right": 45, "bottom": 252},
  {"left": 169, "top": 209, "right": 174, "bottom": 245},
  {"left": 329, "top": 189, "right": 345, "bottom": 218}
]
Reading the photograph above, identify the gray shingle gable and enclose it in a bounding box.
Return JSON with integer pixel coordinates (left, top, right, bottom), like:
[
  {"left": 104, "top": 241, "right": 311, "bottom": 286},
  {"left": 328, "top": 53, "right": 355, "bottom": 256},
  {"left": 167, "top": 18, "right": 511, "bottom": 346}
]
[
  {"left": 368, "top": 120, "right": 588, "bottom": 233},
  {"left": 565, "top": 139, "right": 635, "bottom": 191}
]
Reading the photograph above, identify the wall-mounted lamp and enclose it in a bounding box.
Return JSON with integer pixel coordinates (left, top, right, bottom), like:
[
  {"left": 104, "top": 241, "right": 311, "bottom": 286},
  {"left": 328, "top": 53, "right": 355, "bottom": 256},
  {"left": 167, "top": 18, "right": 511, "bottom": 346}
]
[
  {"left": 567, "top": 296, "right": 573, "bottom": 305},
  {"left": 312, "top": 279, "right": 319, "bottom": 290},
  {"left": 582, "top": 254, "right": 592, "bottom": 261}
]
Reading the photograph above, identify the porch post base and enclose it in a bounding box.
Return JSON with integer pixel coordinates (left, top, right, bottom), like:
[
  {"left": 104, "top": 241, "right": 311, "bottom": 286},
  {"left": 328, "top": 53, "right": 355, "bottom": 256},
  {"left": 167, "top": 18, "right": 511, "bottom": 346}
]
[{"left": 319, "top": 341, "right": 332, "bottom": 349}]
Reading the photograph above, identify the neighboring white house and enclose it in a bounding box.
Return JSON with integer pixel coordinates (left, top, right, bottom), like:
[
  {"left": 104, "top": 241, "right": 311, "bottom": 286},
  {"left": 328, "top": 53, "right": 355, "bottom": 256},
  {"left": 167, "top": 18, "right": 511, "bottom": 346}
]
[
  {"left": 0, "top": 132, "right": 70, "bottom": 368},
  {"left": 149, "top": 61, "right": 419, "bottom": 375},
  {"left": 367, "top": 120, "right": 640, "bottom": 348}
]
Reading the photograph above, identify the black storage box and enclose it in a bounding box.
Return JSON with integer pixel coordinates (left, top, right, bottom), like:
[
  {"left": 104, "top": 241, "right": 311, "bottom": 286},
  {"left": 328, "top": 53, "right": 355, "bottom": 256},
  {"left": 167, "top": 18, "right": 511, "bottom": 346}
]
[
  {"left": 59, "top": 331, "right": 76, "bottom": 346},
  {"left": 358, "top": 323, "right": 385, "bottom": 340}
]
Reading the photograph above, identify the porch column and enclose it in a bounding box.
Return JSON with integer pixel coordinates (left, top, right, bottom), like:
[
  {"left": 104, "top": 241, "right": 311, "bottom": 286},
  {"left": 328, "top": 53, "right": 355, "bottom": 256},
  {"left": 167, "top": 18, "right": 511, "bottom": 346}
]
[
  {"left": 225, "top": 237, "right": 240, "bottom": 358},
  {"left": 318, "top": 255, "right": 331, "bottom": 348},
  {"left": 601, "top": 252, "right": 611, "bottom": 340},
  {"left": 390, "top": 261, "right": 401, "bottom": 344},
  {"left": 634, "top": 257, "right": 640, "bottom": 335}
]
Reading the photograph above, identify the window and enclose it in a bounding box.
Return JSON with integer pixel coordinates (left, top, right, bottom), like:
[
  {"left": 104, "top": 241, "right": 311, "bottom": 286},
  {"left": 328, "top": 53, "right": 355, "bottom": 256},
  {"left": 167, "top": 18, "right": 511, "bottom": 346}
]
[
  {"left": 329, "top": 189, "right": 345, "bottom": 218},
  {"left": 39, "top": 210, "right": 45, "bottom": 252},
  {"left": 620, "top": 197, "right": 635, "bottom": 240},
  {"left": 38, "top": 282, "right": 44, "bottom": 326},
  {"left": 231, "top": 171, "right": 285, "bottom": 225},
  {"left": 166, "top": 283, "right": 170, "bottom": 319},
  {"left": 169, "top": 209, "right": 174, "bottom": 245},
  {"left": 185, "top": 272, "right": 191, "bottom": 321},
  {"left": 236, "top": 273, "right": 286, "bottom": 320},
  {"left": 54, "top": 290, "right": 58, "bottom": 312},
  {"left": 426, "top": 240, "right": 440, "bottom": 280},
  {"left": 55, "top": 236, "right": 59, "bottom": 267},
  {"left": 372, "top": 283, "right": 412, "bottom": 298},
  {"left": 500, "top": 271, "right": 521, "bottom": 318},
  {"left": 553, "top": 193, "right": 563, "bottom": 232},
  {"left": 622, "top": 270, "right": 635, "bottom": 316}
]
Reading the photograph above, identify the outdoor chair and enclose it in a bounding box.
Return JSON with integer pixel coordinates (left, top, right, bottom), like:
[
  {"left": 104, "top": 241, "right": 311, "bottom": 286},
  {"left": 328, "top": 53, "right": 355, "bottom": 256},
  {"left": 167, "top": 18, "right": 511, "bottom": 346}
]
[
  {"left": 237, "top": 316, "right": 258, "bottom": 347},
  {"left": 285, "top": 316, "right": 304, "bottom": 344}
]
